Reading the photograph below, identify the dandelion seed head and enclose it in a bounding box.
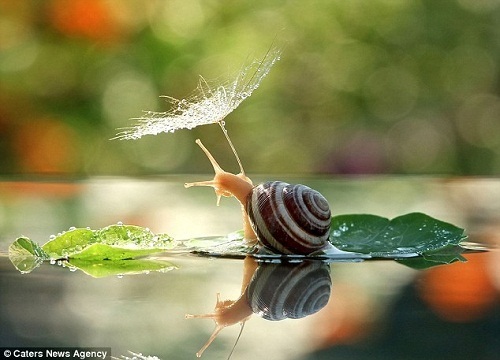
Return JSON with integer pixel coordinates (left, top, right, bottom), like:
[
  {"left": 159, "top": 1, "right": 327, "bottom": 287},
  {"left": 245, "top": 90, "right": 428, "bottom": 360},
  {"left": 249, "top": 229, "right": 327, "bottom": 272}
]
[{"left": 113, "top": 46, "right": 281, "bottom": 140}]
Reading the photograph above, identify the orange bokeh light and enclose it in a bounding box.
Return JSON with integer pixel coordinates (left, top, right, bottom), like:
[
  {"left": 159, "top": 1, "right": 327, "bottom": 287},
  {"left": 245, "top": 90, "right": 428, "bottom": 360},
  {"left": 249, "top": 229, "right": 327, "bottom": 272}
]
[
  {"left": 418, "top": 253, "right": 498, "bottom": 323},
  {"left": 47, "top": 0, "right": 125, "bottom": 43},
  {"left": 13, "top": 118, "right": 79, "bottom": 174}
]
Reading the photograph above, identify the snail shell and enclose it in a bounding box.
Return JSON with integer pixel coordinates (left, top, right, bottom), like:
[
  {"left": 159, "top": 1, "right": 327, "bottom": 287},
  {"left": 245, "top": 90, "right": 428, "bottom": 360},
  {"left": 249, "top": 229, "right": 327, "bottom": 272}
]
[
  {"left": 246, "top": 260, "right": 332, "bottom": 321},
  {"left": 246, "top": 181, "right": 332, "bottom": 255}
]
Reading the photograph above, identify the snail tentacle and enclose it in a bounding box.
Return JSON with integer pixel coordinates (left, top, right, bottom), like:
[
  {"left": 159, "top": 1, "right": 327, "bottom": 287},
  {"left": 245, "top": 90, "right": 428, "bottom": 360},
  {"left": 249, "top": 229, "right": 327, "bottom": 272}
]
[
  {"left": 186, "top": 292, "right": 252, "bottom": 358},
  {"left": 184, "top": 138, "right": 256, "bottom": 241}
]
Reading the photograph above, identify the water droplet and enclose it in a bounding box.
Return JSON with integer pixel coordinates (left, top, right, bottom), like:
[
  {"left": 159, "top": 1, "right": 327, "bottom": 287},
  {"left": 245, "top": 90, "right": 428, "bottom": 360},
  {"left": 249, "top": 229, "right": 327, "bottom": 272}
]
[
  {"left": 49, "top": 259, "right": 56, "bottom": 265},
  {"left": 49, "top": 235, "right": 56, "bottom": 240},
  {"left": 117, "top": 221, "right": 123, "bottom": 226},
  {"left": 69, "top": 226, "right": 76, "bottom": 231},
  {"left": 117, "top": 274, "right": 124, "bottom": 279}
]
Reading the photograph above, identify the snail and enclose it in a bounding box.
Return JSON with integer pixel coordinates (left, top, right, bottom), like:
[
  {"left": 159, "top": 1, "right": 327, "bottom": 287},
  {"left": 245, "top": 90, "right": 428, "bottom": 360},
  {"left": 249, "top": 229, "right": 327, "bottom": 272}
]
[
  {"left": 185, "top": 125, "right": 332, "bottom": 255},
  {"left": 185, "top": 127, "right": 335, "bottom": 357},
  {"left": 186, "top": 257, "right": 332, "bottom": 357}
]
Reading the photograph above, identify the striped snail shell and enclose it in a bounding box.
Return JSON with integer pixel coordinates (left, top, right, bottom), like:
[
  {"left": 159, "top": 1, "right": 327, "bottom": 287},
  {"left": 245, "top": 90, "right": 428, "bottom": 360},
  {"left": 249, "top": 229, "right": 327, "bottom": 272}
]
[
  {"left": 246, "top": 181, "right": 332, "bottom": 255},
  {"left": 184, "top": 135, "right": 333, "bottom": 255},
  {"left": 246, "top": 260, "right": 332, "bottom": 321}
]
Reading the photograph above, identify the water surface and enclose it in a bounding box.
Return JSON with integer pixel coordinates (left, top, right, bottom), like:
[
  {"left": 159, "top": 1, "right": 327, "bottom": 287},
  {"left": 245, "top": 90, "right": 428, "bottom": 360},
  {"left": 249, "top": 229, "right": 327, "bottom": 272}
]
[{"left": 1, "top": 177, "right": 499, "bottom": 359}]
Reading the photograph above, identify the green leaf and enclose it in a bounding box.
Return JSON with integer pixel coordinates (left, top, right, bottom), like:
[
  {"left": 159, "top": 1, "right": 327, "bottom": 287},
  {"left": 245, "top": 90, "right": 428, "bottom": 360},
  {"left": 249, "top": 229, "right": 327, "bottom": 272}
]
[
  {"left": 329, "top": 212, "right": 466, "bottom": 257},
  {"left": 40, "top": 225, "right": 176, "bottom": 260},
  {"left": 9, "top": 237, "right": 49, "bottom": 274},
  {"left": 68, "top": 258, "right": 177, "bottom": 278},
  {"left": 42, "top": 228, "right": 96, "bottom": 258},
  {"left": 397, "top": 245, "right": 467, "bottom": 269},
  {"left": 94, "top": 224, "right": 174, "bottom": 249},
  {"left": 70, "top": 243, "right": 168, "bottom": 261},
  {"left": 9, "top": 224, "right": 178, "bottom": 277}
]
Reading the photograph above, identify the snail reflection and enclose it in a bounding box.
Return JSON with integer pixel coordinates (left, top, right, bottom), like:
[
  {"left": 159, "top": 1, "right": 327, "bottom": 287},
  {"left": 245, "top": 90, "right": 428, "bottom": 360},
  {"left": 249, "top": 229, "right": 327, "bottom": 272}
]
[{"left": 186, "top": 257, "right": 332, "bottom": 357}]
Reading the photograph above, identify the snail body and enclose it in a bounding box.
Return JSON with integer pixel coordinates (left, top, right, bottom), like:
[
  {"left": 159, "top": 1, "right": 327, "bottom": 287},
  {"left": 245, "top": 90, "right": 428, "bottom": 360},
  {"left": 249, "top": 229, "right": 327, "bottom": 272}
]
[{"left": 185, "top": 130, "right": 332, "bottom": 255}]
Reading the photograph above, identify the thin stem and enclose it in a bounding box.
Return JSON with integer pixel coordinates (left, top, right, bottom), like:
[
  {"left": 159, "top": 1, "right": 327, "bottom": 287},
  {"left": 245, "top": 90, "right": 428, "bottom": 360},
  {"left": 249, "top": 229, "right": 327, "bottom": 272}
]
[
  {"left": 227, "top": 322, "right": 245, "bottom": 360},
  {"left": 218, "top": 121, "right": 245, "bottom": 176}
]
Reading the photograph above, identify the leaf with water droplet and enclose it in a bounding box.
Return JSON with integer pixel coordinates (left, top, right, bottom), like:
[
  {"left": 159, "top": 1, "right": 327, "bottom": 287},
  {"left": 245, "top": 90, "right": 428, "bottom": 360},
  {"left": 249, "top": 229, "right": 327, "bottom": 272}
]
[
  {"left": 9, "top": 224, "right": 178, "bottom": 277},
  {"left": 42, "top": 228, "right": 96, "bottom": 258},
  {"left": 329, "top": 212, "right": 467, "bottom": 259},
  {"left": 68, "top": 258, "right": 177, "bottom": 278},
  {"left": 8, "top": 237, "right": 49, "bottom": 274},
  {"left": 94, "top": 224, "right": 176, "bottom": 249},
  {"left": 70, "top": 243, "right": 171, "bottom": 261}
]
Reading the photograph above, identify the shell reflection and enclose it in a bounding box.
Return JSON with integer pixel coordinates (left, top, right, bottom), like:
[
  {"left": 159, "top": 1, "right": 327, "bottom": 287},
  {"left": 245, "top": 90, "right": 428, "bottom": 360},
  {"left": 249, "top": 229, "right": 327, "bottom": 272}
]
[
  {"left": 186, "top": 258, "right": 332, "bottom": 357},
  {"left": 247, "top": 260, "right": 332, "bottom": 320}
]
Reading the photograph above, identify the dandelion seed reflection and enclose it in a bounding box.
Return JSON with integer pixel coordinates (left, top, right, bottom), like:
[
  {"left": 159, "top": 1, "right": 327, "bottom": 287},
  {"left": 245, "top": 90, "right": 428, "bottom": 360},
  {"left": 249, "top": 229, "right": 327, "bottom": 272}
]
[{"left": 113, "top": 46, "right": 281, "bottom": 140}]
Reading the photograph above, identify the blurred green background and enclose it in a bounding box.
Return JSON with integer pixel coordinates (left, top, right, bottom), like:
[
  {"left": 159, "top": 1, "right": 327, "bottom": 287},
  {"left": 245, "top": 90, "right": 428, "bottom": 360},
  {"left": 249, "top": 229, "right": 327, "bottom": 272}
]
[{"left": 1, "top": 0, "right": 500, "bottom": 176}]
